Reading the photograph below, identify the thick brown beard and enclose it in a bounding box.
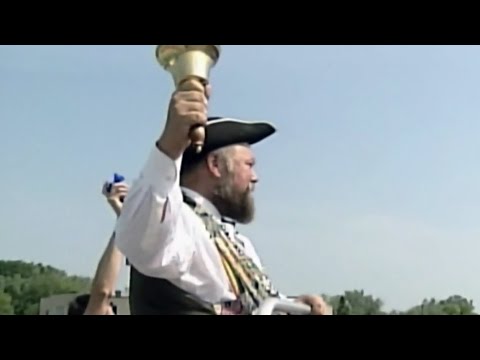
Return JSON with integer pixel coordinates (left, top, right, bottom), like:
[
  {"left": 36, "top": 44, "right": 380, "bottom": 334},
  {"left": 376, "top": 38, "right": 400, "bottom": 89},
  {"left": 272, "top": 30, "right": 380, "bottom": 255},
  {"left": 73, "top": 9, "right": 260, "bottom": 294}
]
[{"left": 212, "top": 176, "right": 255, "bottom": 224}]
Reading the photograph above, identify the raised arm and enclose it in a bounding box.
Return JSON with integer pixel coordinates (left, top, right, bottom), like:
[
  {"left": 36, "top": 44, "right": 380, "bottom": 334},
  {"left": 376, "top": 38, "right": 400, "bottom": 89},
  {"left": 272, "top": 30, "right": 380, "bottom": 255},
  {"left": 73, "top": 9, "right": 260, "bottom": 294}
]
[
  {"left": 114, "top": 79, "right": 209, "bottom": 279},
  {"left": 84, "top": 233, "right": 122, "bottom": 315},
  {"left": 85, "top": 182, "right": 128, "bottom": 315}
]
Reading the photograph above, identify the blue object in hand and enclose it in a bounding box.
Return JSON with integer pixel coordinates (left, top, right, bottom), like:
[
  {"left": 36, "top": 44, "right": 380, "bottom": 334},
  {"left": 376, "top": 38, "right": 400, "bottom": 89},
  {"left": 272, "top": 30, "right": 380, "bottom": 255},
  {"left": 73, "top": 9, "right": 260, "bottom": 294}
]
[
  {"left": 106, "top": 173, "right": 126, "bottom": 203},
  {"left": 113, "top": 173, "right": 125, "bottom": 184},
  {"left": 106, "top": 173, "right": 126, "bottom": 193}
]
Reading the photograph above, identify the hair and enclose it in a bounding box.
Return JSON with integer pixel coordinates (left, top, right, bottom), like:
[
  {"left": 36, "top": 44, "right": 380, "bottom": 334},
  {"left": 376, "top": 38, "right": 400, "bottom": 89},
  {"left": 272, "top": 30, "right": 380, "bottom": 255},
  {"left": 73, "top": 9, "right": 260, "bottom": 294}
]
[
  {"left": 67, "top": 294, "right": 91, "bottom": 315},
  {"left": 180, "top": 146, "right": 235, "bottom": 184},
  {"left": 180, "top": 157, "right": 203, "bottom": 182},
  {"left": 67, "top": 294, "right": 117, "bottom": 315}
]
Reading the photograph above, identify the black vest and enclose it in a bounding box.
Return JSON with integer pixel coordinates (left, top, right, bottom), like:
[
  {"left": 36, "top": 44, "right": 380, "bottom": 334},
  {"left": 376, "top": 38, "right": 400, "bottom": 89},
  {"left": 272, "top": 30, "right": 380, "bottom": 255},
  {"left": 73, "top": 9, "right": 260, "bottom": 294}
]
[{"left": 128, "top": 267, "right": 217, "bottom": 315}]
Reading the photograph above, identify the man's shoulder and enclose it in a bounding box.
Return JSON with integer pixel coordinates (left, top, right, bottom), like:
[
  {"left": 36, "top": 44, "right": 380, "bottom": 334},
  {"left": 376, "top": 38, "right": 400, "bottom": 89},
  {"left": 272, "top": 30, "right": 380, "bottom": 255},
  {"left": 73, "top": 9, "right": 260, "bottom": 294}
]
[
  {"left": 180, "top": 202, "right": 207, "bottom": 225},
  {"left": 179, "top": 202, "right": 225, "bottom": 238}
]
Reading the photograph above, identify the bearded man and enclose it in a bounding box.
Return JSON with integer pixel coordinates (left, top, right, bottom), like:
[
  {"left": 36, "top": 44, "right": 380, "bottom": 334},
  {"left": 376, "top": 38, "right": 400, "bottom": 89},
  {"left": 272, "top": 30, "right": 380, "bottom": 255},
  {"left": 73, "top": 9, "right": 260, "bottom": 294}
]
[{"left": 114, "top": 79, "right": 331, "bottom": 315}]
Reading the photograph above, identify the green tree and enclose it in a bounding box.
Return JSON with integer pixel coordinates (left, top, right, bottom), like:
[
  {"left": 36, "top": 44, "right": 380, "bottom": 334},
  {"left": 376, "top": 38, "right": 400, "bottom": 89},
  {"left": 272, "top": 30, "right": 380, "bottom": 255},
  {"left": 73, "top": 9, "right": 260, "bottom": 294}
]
[
  {"left": 405, "top": 296, "right": 476, "bottom": 315},
  {"left": 326, "top": 290, "right": 385, "bottom": 315},
  {"left": 0, "top": 260, "right": 91, "bottom": 315},
  {"left": 336, "top": 296, "right": 352, "bottom": 315},
  {"left": 0, "top": 291, "right": 14, "bottom": 315}
]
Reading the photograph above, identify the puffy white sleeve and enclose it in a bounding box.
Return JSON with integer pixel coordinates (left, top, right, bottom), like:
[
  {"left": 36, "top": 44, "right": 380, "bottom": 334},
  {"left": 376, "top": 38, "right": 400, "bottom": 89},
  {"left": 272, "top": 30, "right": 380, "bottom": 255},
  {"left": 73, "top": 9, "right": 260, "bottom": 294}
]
[{"left": 114, "top": 146, "right": 195, "bottom": 279}]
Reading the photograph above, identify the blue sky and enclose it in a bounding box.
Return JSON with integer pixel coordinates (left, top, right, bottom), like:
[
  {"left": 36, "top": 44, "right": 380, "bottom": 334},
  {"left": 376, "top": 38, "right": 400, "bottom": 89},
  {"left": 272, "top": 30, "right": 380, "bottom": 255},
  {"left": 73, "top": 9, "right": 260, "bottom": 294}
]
[{"left": 2, "top": 45, "right": 480, "bottom": 311}]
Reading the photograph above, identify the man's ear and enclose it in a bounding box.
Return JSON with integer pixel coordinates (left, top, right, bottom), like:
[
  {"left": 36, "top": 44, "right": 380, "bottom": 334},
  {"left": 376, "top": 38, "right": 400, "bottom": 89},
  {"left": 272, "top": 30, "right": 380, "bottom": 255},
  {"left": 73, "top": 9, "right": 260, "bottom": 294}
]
[{"left": 206, "top": 153, "right": 222, "bottom": 179}]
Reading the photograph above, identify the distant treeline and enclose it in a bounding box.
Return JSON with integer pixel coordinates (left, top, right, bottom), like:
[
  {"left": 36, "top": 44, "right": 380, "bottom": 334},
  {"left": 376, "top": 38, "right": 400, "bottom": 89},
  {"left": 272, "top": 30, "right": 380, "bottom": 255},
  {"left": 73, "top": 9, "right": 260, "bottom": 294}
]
[{"left": 0, "top": 260, "right": 475, "bottom": 315}]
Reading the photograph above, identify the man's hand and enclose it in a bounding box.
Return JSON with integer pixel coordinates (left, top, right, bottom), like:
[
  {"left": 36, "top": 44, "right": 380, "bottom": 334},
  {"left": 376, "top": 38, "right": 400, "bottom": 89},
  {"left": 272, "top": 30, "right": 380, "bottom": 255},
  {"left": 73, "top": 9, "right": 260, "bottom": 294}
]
[
  {"left": 102, "top": 182, "right": 129, "bottom": 217},
  {"left": 157, "top": 79, "right": 210, "bottom": 160},
  {"left": 295, "top": 295, "right": 333, "bottom": 315}
]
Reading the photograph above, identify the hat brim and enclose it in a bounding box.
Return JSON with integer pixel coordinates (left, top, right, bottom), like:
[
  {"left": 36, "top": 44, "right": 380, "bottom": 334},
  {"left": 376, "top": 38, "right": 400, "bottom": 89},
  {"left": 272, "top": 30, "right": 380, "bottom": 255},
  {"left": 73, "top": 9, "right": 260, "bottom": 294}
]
[{"left": 182, "top": 117, "right": 276, "bottom": 168}]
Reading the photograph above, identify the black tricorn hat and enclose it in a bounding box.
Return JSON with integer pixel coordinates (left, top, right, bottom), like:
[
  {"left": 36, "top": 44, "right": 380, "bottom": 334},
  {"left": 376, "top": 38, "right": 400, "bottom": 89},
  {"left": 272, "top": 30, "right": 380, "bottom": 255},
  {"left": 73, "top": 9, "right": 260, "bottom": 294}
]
[{"left": 181, "top": 116, "right": 276, "bottom": 172}]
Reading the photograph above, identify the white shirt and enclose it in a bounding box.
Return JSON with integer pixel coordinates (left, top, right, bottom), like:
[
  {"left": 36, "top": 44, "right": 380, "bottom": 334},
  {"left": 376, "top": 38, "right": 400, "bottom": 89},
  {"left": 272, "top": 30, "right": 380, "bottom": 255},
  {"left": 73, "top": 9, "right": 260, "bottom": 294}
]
[{"left": 114, "top": 146, "right": 266, "bottom": 305}]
